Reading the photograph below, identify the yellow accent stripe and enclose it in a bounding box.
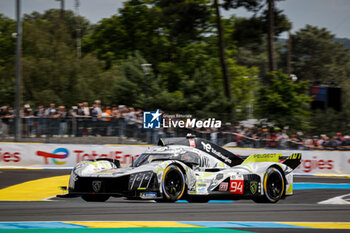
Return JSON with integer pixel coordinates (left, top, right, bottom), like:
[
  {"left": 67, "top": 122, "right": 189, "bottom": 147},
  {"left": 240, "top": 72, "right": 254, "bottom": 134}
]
[
  {"left": 64, "top": 221, "right": 200, "bottom": 228},
  {"left": 286, "top": 183, "right": 293, "bottom": 195},
  {"left": 0, "top": 175, "right": 69, "bottom": 201},
  {"left": 280, "top": 222, "right": 350, "bottom": 229}
]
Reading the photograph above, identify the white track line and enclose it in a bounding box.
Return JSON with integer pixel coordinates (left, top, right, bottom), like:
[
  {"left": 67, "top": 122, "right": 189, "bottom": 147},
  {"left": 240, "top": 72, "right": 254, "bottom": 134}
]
[{"left": 318, "top": 194, "right": 350, "bottom": 204}]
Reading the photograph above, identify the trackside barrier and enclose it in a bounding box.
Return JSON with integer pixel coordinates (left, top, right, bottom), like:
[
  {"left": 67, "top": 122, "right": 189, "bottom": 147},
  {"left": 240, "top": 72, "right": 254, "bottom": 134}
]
[
  {"left": 0, "top": 143, "right": 147, "bottom": 169},
  {"left": 0, "top": 143, "right": 349, "bottom": 176},
  {"left": 226, "top": 148, "right": 350, "bottom": 176}
]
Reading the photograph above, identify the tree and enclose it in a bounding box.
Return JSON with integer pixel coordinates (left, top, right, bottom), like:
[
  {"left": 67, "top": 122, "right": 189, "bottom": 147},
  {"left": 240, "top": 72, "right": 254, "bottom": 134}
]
[
  {"left": 0, "top": 14, "right": 16, "bottom": 105},
  {"left": 291, "top": 25, "right": 350, "bottom": 109},
  {"left": 21, "top": 10, "right": 111, "bottom": 106},
  {"left": 214, "top": 0, "right": 262, "bottom": 117},
  {"left": 255, "top": 71, "right": 311, "bottom": 130},
  {"left": 84, "top": 0, "right": 168, "bottom": 69},
  {"left": 292, "top": 25, "right": 350, "bottom": 84}
]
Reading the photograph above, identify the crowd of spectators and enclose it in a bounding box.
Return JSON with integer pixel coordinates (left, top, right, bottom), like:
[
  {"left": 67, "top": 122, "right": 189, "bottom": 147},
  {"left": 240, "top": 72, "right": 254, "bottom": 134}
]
[
  {"left": 0, "top": 101, "right": 143, "bottom": 138},
  {"left": 1, "top": 101, "right": 350, "bottom": 150},
  {"left": 203, "top": 125, "right": 350, "bottom": 150}
]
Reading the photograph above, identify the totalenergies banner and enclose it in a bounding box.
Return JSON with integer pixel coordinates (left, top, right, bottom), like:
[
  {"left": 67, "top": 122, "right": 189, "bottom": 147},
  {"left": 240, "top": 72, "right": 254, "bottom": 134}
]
[
  {"left": 226, "top": 148, "right": 350, "bottom": 176},
  {"left": 0, "top": 143, "right": 349, "bottom": 175},
  {"left": 0, "top": 143, "right": 147, "bottom": 169}
]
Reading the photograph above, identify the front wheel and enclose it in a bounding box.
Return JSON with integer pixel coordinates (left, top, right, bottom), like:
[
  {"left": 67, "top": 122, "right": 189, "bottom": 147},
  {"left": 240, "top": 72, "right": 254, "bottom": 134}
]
[
  {"left": 81, "top": 194, "right": 110, "bottom": 202},
  {"left": 160, "top": 165, "right": 186, "bottom": 202},
  {"left": 253, "top": 167, "right": 285, "bottom": 203}
]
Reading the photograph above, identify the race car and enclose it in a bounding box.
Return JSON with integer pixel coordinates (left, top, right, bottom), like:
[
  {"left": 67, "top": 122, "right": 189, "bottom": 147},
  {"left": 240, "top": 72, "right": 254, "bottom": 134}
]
[{"left": 62, "top": 135, "right": 301, "bottom": 203}]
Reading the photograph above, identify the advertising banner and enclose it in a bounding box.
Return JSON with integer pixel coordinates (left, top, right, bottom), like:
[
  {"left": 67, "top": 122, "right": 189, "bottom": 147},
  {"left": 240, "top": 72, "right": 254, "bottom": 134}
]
[
  {"left": 0, "top": 143, "right": 147, "bottom": 169},
  {"left": 0, "top": 143, "right": 349, "bottom": 176},
  {"left": 226, "top": 148, "right": 350, "bottom": 176}
]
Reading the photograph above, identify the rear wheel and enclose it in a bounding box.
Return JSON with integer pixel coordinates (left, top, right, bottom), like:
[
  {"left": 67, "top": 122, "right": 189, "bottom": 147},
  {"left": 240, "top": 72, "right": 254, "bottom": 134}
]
[
  {"left": 81, "top": 194, "right": 110, "bottom": 202},
  {"left": 253, "top": 167, "right": 285, "bottom": 203},
  {"left": 159, "top": 165, "right": 186, "bottom": 202}
]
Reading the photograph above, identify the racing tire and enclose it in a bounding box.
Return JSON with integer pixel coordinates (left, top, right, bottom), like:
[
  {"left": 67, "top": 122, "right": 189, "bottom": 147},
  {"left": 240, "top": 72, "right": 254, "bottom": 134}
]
[
  {"left": 158, "top": 165, "right": 186, "bottom": 202},
  {"left": 81, "top": 194, "right": 110, "bottom": 202},
  {"left": 253, "top": 167, "right": 285, "bottom": 203}
]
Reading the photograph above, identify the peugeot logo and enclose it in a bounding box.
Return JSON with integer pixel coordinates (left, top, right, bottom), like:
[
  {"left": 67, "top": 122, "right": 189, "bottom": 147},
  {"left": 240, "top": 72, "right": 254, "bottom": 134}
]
[{"left": 92, "top": 180, "right": 102, "bottom": 192}]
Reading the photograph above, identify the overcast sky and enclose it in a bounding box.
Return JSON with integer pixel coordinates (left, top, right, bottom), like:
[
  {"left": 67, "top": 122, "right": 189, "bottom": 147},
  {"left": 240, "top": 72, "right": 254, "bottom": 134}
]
[{"left": 1, "top": 0, "right": 350, "bottom": 39}]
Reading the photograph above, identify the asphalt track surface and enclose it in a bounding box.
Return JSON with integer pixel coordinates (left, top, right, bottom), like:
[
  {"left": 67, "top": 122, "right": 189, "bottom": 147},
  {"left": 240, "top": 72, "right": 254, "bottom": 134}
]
[{"left": 0, "top": 169, "right": 350, "bottom": 233}]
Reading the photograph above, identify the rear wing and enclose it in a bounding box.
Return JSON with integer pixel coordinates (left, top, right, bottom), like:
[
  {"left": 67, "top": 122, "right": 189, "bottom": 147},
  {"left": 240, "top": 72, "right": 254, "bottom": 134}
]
[
  {"left": 241, "top": 153, "right": 301, "bottom": 170},
  {"left": 282, "top": 153, "right": 302, "bottom": 170}
]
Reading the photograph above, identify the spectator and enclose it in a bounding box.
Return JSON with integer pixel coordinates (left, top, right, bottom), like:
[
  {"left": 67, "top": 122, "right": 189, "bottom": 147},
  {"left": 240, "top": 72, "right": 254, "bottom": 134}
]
[
  {"left": 0, "top": 105, "right": 13, "bottom": 137},
  {"left": 102, "top": 106, "right": 112, "bottom": 121},
  {"left": 303, "top": 135, "right": 313, "bottom": 148},
  {"left": 94, "top": 100, "right": 102, "bottom": 116},
  {"left": 101, "top": 106, "right": 112, "bottom": 135},
  {"left": 74, "top": 103, "right": 87, "bottom": 136},
  {"left": 23, "top": 106, "right": 34, "bottom": 137},
  {"left": 90, "top": 104, "right": 100, "bottom": 136},
  {"left": 118, "top": 106, "right": 128, "bottom": 137},
  {"left": 319, "top": 134, "right": 329, "bottom": 147},
  {"left": 210, "top": 128, "right": 219, "bottom": 144},
  {"left": 336, "top": 132, "right": 344, "bottom": 144},
  {"left": 267, "top": 131, "right": 278, "bottom": 148},
  {"left": 45, "top": 103, "right": 60, "bottom": 136},
  {"left": 278, "top": 130, "right": 289, "bottom": 148},
  {"left": 82, "top": 102, "right": 90, "bottom": 116},
  {"left": 126, "top": 107, "right": 137, "bottom": 138},
  {"left": 58, "top": 106, "right": 68, "bottom": 136},
  {"left": 341, "top": 135, "right": 350, "bottom": 149},
  {"left": 34, "top": 105, "right": 45, "bottom": 137}
]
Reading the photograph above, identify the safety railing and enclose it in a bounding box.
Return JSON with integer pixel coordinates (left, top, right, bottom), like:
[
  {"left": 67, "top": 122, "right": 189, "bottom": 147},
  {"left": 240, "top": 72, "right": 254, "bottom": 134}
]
[{"left": 1, "top": 116, "right": 349, "bottom": 150}]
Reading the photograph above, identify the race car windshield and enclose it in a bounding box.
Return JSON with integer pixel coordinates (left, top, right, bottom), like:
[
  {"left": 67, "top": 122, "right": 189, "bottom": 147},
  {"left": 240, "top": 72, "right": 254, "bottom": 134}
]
[{"left": 133, "top": 152, "right": 200, "bottom": 167}]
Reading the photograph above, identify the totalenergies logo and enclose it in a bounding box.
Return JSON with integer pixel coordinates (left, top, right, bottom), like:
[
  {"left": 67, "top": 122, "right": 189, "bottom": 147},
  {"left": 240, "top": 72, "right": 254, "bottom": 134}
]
[{"left": 36, "top": 148, "right": 69, "bottom": 165}]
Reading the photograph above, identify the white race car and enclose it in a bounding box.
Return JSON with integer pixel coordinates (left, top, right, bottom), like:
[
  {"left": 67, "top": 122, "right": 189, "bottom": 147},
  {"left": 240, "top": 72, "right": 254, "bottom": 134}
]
[{"left": 62, "top": 135, "right": 301, "bottom": 203}]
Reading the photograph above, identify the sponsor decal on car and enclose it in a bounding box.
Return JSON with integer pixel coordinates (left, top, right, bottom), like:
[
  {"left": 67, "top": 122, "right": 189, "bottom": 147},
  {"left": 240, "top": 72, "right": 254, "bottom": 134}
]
[
  {"left": 189, "top": 139, "right": 196, "bottom": 147},
  {"left": 231, "top": 174, "right": 243, "bottom": 180},
  {"left": 197, "top": 183, "right": 207, "bottom": 187},
  {"left": 250, "top": 181, "right": 258, "bottom": 195},
  {"left": 197, "top": 187, "right": 207, "bottom": 193},
  {"left": 92, "top": 180, "right": 102, "bottom": 192},
  {"left": 201, "top": 142, "right": 232, "bottom": 164},
  {"left": 219, "top": 182, "right": 228, "bottom": 191},
  {"left": 140, "top": 192, "right": 157, "bottom": 198},
  {"left": 230, "top": 180, "right": 244, "bottom": 194}
]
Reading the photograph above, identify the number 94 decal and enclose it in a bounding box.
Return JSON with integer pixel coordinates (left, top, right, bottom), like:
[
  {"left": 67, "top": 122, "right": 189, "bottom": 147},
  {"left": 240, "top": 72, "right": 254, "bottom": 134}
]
[{"left": 229, "top": 180, "right": 244, "bottom": 194}]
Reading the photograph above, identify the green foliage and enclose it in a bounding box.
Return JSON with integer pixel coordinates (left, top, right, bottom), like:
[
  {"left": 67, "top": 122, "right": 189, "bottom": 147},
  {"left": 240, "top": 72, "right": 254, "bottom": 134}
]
[
  {"left": 292, "top": 25, "right": 350, "bottom": 84},
  {"left": 84, "top": 0, "right": 167, "bottom": 69},
  {"left": 0, "top": 14, "right": 16, "bottom": 105},
  {"left": 156, "top": 0, "right": 211, "bottom": 44},
  {"left": 291, "top": 25, "right": 350, "bottom": 110},
  {"left": 1, "top": 0, "right": 349, "bottom": 136},
  {"left": 20, "top": 10, "right": 113, "bottom": 107},
  {"left": 255, "top": 71, "right": 312, "bottom": 130}
]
